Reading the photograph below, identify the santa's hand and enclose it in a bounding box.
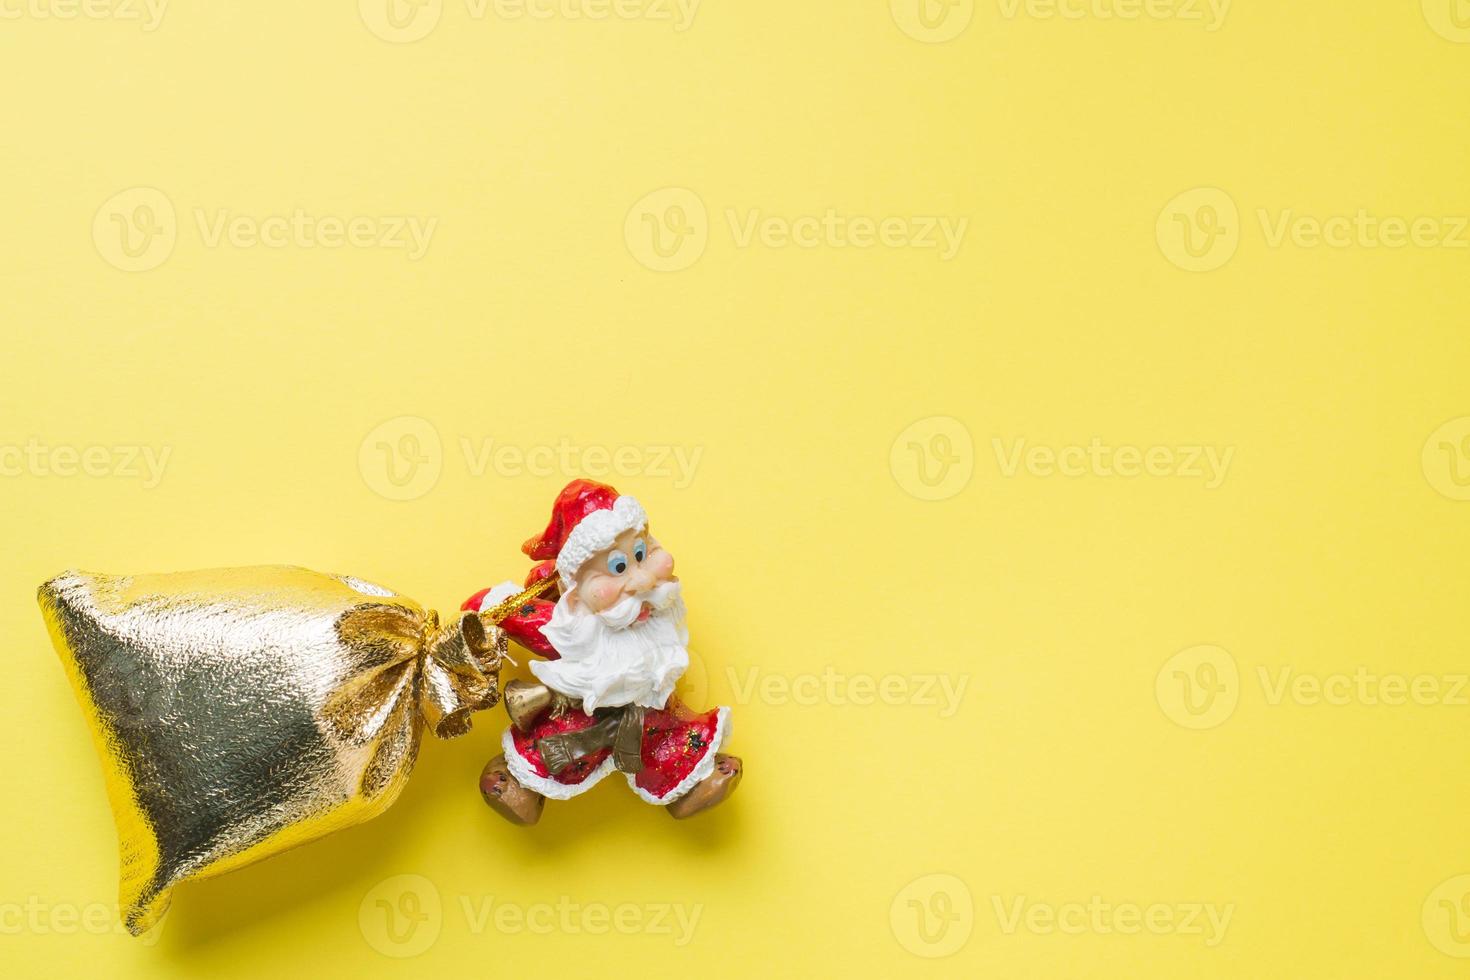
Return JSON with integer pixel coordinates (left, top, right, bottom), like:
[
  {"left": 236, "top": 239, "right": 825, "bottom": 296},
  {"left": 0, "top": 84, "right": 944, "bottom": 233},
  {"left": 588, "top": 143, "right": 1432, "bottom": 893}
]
[
  {"left": 463, "top": 581, "right": 560, "bottom": 660},
  {"left": 548, "top": 691, "right": 577, "bottom": 719}
]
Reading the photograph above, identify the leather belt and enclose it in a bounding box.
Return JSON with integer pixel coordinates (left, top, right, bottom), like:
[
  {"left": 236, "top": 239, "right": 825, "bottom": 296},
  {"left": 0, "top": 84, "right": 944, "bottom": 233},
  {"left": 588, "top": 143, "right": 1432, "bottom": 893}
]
[{"left": 531, "top": 701, "right": 646, "bottom": 776}]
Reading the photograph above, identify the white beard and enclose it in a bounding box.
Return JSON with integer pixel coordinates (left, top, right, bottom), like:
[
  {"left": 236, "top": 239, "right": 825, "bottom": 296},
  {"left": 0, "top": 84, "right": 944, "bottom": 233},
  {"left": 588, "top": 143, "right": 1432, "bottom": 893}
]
[{"left": 531, "top": 581, "right": 690, "bottom": 714}]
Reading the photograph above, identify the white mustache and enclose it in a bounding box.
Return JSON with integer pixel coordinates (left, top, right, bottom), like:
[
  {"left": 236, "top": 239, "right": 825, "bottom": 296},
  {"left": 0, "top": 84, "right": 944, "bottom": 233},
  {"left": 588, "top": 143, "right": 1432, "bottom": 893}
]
[{"left": 595, "top": 580, "right": 682, "bottom": 629}]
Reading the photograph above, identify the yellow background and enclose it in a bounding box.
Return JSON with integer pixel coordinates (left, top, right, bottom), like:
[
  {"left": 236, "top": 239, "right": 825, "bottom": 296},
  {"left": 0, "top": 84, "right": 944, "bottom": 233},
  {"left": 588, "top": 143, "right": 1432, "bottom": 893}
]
[{"left": 3, "top": 1, "right": 1469, "bottom": 976}]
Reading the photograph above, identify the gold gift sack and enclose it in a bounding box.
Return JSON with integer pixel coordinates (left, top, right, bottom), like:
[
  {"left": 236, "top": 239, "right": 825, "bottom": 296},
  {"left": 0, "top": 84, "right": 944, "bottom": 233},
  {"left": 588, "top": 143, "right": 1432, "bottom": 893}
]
[{"left": 37, "top": 565, "right": 506, "bottom": 936}]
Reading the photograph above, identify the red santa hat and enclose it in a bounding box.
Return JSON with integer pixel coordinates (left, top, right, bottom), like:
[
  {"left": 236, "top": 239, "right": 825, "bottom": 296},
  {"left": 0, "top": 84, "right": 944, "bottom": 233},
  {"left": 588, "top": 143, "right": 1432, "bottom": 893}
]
[{"left": 523, "top": 479, "right": 648, "bottom": 588}]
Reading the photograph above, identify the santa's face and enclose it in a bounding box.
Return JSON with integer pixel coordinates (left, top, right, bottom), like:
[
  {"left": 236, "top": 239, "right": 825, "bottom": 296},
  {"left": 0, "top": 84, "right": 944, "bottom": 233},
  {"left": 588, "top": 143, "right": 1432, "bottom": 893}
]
[
  {"left": 533, "top": 525, "right": 688, "bottom": 712},
  {"left": 570, "top": 525, "right": 677, "bottom": 617}
]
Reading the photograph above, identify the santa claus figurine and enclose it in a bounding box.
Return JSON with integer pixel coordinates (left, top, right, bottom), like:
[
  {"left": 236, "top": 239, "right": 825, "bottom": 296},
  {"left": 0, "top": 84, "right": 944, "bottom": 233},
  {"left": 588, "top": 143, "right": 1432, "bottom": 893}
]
[{"left": 463, "top": 479, "right": 741, "bottom": 823}]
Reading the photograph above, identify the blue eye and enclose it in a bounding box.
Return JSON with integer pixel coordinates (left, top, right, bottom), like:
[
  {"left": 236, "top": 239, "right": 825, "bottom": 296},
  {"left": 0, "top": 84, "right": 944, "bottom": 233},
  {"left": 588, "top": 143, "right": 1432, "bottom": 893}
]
[
  {"left": 606, "top": 551, "right": 629, "bottom": 575},
  {"left": 633, "top": 539, "right": 647, "bottom": 563}
]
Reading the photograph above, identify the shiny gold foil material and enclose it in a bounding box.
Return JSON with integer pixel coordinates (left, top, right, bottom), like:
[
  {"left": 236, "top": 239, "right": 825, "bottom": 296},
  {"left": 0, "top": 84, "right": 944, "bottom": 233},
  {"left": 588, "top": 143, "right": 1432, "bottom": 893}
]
[{"left": 37, "top": 565, "right": 506, "bottom": 936}]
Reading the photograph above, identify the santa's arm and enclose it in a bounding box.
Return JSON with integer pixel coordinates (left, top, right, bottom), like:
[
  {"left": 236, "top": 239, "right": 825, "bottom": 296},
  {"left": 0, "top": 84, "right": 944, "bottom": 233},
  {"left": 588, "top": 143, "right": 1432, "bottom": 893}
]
[{"left": 462, "top": 564, "right": 561, "bottom": 660}]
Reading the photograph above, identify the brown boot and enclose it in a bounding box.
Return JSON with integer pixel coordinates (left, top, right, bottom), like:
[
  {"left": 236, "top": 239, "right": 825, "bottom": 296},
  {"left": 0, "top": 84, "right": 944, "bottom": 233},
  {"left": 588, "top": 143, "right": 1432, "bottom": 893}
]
[
  {"left": 479, "top": 754, "right": 545, "bottom": 826},
  {"left": 666, "top": 754, "right": 742, "bottom": 819}
]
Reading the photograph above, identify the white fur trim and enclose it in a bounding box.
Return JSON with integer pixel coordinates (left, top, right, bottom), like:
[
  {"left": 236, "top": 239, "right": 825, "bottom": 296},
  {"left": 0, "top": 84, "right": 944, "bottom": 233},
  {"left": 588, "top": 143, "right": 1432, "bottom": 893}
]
[
  {"left": 626, "top": 706, "right": 732, "bottom": 805},
  {"left": 555, "top": 496, "right": 646, "bottom": 587},
  {"left": 500, "top": 727, "right": 617, "bottom": 801},
  {"left": 477, "top": 581, "right": 523, "bottom": 613}
]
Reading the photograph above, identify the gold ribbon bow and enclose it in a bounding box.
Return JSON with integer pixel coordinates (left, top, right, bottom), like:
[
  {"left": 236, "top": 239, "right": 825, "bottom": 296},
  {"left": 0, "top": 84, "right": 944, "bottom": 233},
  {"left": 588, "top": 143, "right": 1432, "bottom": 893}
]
[{"left": 325, "top": 604, "right": 506, "bottom": 759}]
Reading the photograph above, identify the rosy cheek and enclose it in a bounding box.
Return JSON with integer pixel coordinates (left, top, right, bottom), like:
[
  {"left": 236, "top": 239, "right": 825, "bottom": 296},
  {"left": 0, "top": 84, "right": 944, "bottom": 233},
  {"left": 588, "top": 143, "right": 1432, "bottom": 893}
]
[{"left": 592, "top": 583, "right": 618, "bottom": 609}]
